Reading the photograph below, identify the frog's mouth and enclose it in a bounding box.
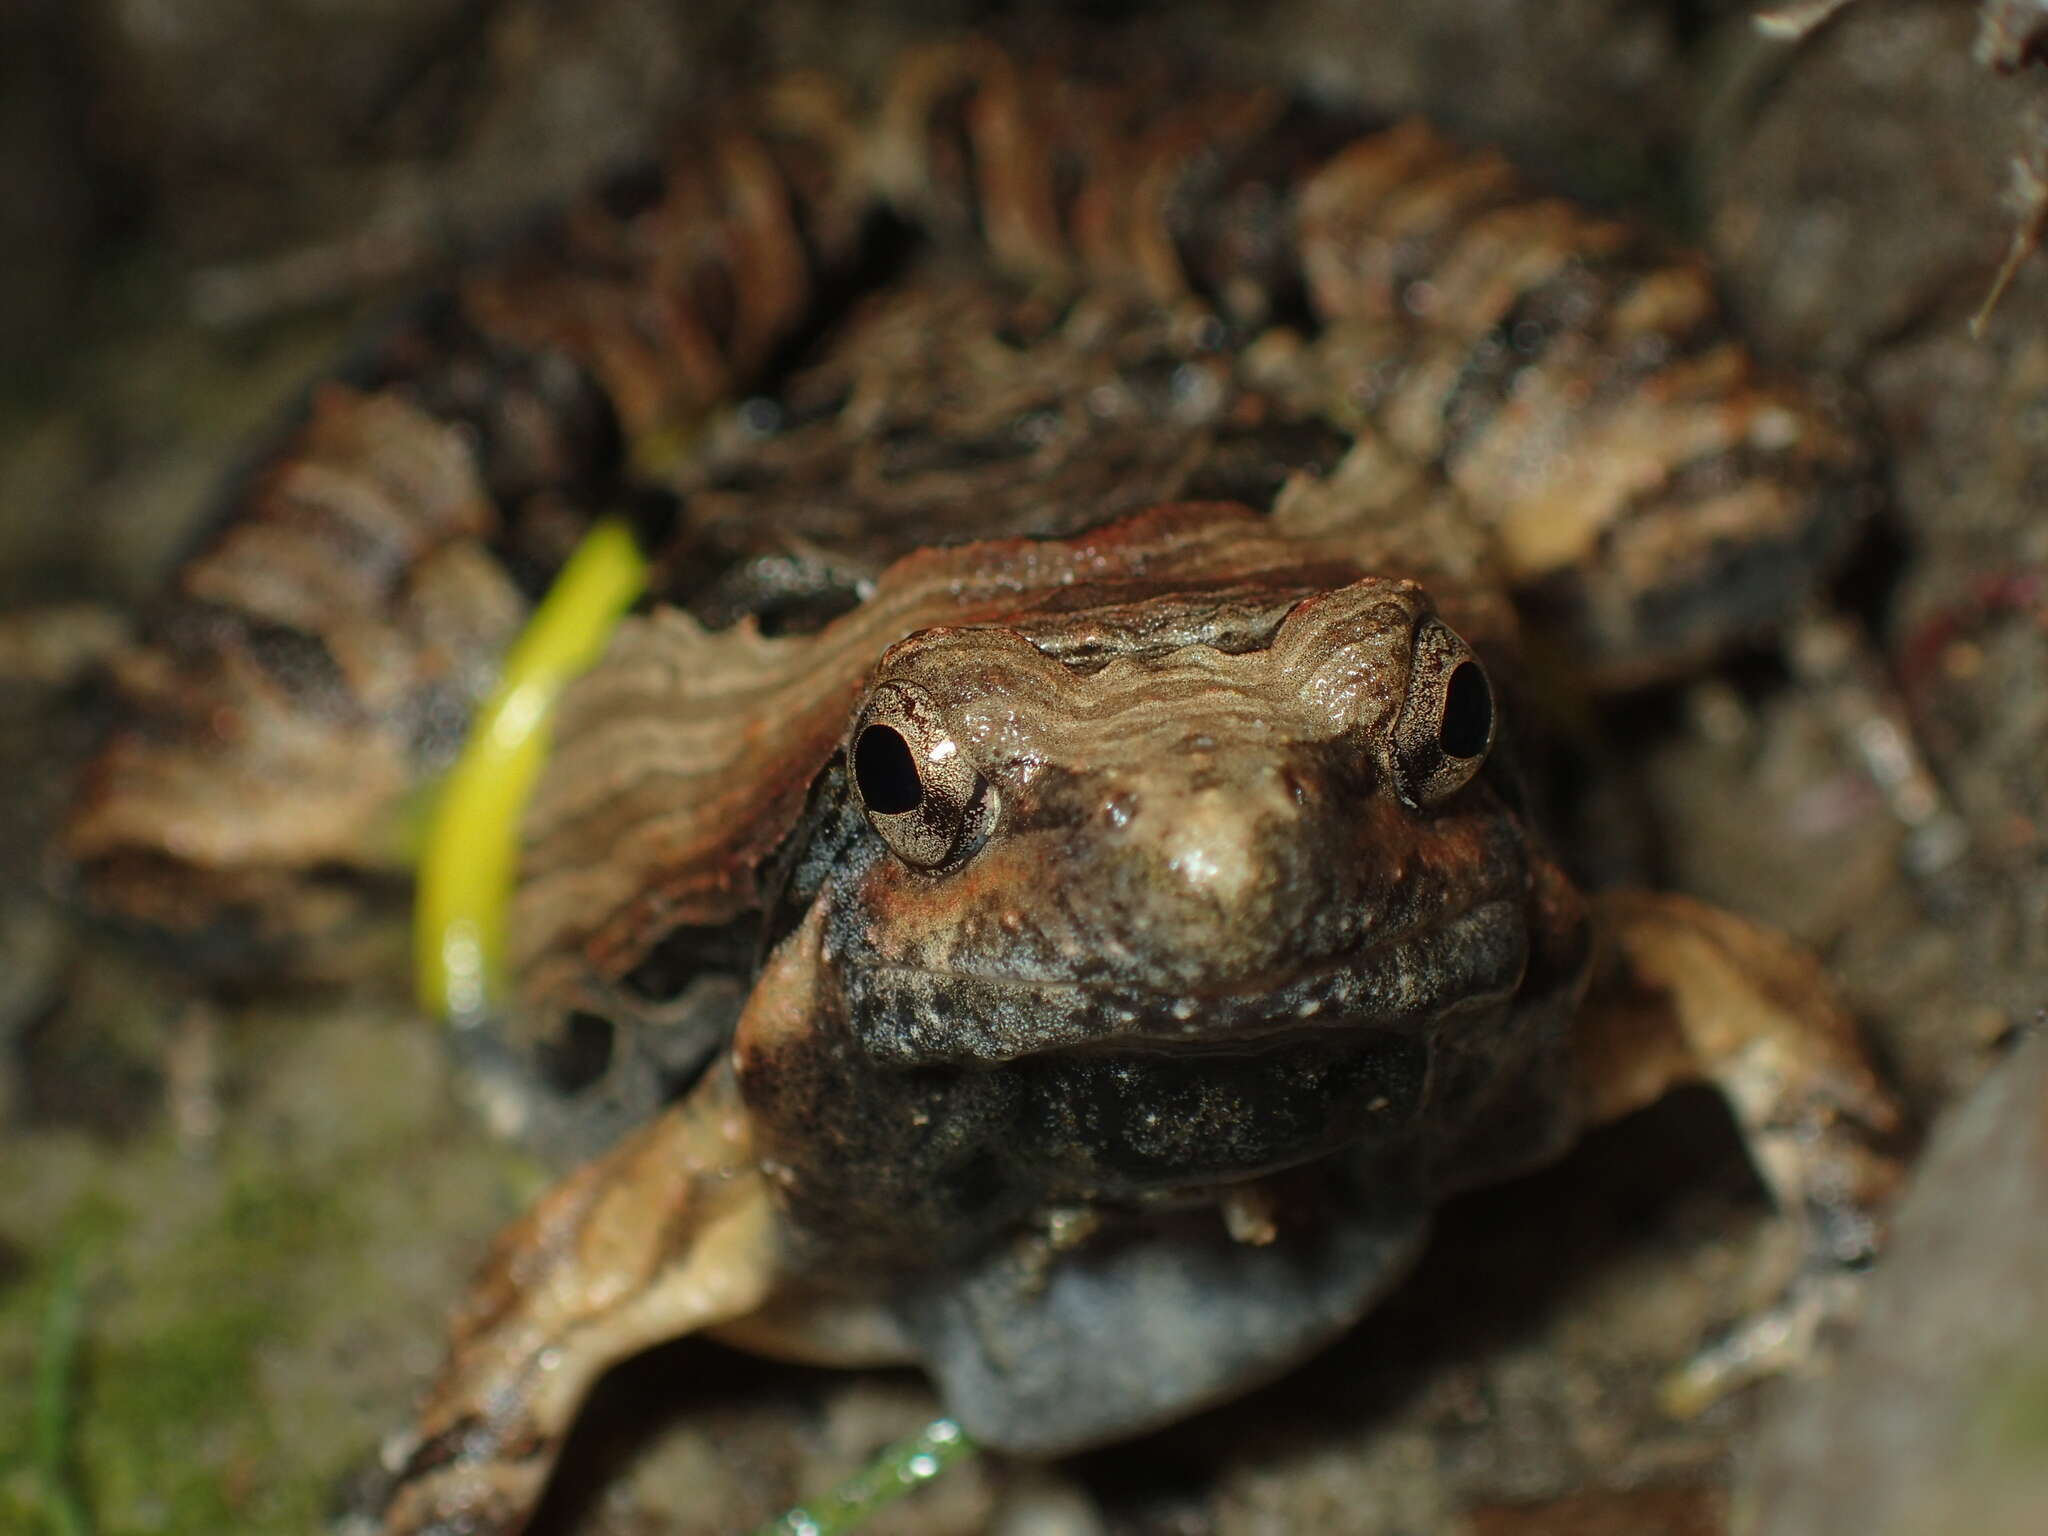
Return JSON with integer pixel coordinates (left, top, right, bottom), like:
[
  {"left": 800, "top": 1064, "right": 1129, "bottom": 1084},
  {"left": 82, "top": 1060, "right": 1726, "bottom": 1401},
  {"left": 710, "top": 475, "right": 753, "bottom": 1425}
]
[{"left": 843, "top": 895, "right": 1527, "bottom": 1069}]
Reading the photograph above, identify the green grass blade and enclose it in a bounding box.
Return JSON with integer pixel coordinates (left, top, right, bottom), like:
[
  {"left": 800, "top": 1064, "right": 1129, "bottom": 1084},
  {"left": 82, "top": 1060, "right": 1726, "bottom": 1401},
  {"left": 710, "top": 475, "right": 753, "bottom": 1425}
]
[
  {"left": 32, "top": 1248, "right": 92, "bottom": 1536},
  {"left": 752, "top": 1417, "right": 976, "bottom": 1536}
]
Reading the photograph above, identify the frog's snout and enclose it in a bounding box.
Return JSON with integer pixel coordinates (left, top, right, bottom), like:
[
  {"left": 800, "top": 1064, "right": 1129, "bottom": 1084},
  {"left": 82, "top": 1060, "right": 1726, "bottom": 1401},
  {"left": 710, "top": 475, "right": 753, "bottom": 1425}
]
[
  {"left": 1151, "top": 780, "right": 1295, "bottom": 912},
  {"left": 1102, "top": 764, "right": 1334, "bottom": 985}
]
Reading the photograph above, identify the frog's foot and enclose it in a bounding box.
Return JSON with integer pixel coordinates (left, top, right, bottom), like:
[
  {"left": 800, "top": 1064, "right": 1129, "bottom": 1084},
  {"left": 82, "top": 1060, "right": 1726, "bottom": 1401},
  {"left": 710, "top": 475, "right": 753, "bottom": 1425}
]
[
  {"left": 1656, "top": 1267, "right": 1863, "bottom": 1418},
  {"left": 376, "top": 1057, "right": 783, "bottom": 1536},
  {"left": 1573, "top": 890, "right": 1905, "bottom": 1407}
]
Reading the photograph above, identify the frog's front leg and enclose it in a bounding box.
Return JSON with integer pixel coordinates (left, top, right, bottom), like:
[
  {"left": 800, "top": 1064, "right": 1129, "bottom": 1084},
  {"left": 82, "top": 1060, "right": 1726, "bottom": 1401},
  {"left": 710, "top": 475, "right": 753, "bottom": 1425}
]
[
  {"left": 375, "top": 1056, "right": 783, "bottom": 1536},
  {"left": 1573, "top": 890, "right": 1904, "bottom": 1410}
]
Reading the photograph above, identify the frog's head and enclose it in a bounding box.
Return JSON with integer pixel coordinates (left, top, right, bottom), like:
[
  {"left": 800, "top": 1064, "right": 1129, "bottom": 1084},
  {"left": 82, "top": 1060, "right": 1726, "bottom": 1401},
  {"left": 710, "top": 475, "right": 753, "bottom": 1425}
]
[{"left": 773, "top": 575, "right": 1557, "bottom": 1205}]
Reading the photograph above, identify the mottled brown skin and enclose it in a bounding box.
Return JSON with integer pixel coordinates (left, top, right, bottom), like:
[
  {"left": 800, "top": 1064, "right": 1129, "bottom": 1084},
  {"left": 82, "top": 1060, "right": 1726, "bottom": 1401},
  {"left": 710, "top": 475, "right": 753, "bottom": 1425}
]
[{"left": 55, "top": 39, "right": 1900, "bottom": 1536}]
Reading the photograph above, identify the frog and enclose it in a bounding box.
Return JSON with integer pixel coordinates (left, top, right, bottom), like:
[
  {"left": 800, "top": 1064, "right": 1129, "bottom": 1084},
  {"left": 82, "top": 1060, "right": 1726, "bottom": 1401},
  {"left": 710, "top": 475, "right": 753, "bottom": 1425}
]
[{"left": 58, "top": 39, "right": 1902, "bottom": 1535}]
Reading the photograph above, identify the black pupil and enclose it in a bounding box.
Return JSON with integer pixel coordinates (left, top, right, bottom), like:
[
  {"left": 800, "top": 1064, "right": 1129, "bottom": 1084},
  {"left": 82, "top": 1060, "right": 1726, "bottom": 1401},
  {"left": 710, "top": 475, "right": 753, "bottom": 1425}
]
[
  {"left": 855, "top": 723, "right": 925, "bottom": 814},
  {"left": 1440, "top": 662, "right": 1492, "bottom": 759}
]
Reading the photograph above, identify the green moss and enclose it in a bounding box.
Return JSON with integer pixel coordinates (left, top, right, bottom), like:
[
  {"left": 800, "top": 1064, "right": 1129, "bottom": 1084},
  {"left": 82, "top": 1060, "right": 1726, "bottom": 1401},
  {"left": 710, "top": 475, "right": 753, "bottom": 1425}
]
[
  {"left": 88, "top": 1165, "right": 364, "bottom": 1532},
  {"left": 83, "top": 1291, "right": 285, "bottom": 1529},
  {"left": 1979, "top": 1355, "right": 2048, "bottom": 1462},
  {"left": 0, "top": 983, "right": 538, "bottom": 1536},
  {"left": 0, "top": 1146, "right": 379, "bottom": 1536}
]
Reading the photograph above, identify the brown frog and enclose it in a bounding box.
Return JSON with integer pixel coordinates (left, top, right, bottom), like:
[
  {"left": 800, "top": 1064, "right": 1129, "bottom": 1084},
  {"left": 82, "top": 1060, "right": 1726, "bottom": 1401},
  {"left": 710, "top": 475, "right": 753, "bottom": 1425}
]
[{"left": 60, "top": 40, "right": 1901, "bottom": 1535}]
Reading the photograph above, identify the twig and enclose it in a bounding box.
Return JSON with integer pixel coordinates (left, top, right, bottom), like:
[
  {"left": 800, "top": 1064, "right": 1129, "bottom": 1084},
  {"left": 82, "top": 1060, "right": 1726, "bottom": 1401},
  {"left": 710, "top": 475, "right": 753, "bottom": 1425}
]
[
  {"left": 1972, "top": 146, "right": 2048, "bottom": 338},
  {"left": 1754, "top": 0, "right": 1865, "bottom": 41}
]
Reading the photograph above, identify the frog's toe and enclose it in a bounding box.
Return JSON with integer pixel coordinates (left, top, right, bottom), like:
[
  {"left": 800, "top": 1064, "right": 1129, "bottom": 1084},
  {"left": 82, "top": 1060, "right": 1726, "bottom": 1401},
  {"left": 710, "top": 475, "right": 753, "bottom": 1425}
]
[
  {"left": 378, "top": 1456, "right": 536, "bottom": 1536},
  {"left": 1658, "top": 1268, "right": 1864, "bottom": 1420}
]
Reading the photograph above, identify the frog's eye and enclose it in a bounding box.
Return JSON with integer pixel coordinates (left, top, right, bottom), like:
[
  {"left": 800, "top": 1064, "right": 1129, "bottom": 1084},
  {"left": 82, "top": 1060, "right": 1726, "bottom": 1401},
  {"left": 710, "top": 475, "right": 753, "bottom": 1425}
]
[
  {"left": 1390, "top": 620, "right": 1495, "bottom": 807},
  {"left": 851, "top": 683, "right": 994, "bottom": 869}
]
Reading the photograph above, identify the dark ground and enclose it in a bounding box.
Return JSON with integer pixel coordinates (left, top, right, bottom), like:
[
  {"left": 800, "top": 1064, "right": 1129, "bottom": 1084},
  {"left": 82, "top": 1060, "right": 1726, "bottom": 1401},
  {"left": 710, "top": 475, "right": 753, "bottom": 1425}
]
[{"left": 2, "top": 2, "right": 2046, "bottom": 1533}]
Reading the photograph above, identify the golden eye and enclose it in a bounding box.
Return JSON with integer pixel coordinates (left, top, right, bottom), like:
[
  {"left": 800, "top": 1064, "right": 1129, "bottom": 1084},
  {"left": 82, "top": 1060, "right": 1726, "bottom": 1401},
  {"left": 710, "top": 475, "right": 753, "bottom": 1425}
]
[
  {"left": 1390, "top": 620, "right": 1495, "bottom": 808},
  {"left": 851, "top": 683, "right": 994, "bottom": 869}
]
